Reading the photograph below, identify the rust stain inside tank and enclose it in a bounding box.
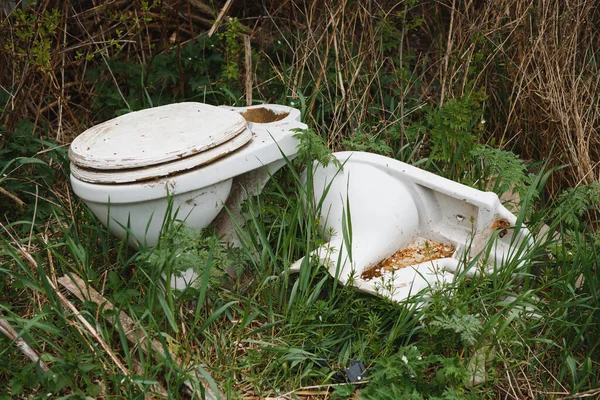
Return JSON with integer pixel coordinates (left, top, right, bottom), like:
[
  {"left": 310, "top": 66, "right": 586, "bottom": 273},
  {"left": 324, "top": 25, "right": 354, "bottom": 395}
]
[
  {"left": 241, "top": 107, "right": 289, "bottom": 123},
  {"left": 361, "top": 238, "right": 456, "bottom": 281},
  {"left": 491, "top": 218, "right": 511, "bottom": 238}
]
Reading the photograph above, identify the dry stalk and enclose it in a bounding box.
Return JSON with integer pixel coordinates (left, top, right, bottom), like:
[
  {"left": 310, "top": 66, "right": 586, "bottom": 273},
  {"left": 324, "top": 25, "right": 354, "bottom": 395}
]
[
  {"left": 58, "top": 273, "right": 223, "bottom": 400},
  {"left": 266, "top": 0, "right": 396, "bottom": 149},
  {"left": 558, "top": 388, "right": 600, "bottom": 399},
  {"left": 208, "top": 0, "right": 234, "bottom": 37},
  {"left": 244, "top": 34, "right": 253, "bottom": 106},
  {"left": 0, "top": 317, "right": 51, "bottom": 373},
  {"left": 0, "top": 185, "right": 25, "bottom": 207},
  {"left": 429, "top": 0, "right": 600, "bottom": 193},
  {"left": 14, "top": 246, "right": 131, "bottom": 376},
  {"left": 439, "top": 0, "right": 457, "bottom": 107}
]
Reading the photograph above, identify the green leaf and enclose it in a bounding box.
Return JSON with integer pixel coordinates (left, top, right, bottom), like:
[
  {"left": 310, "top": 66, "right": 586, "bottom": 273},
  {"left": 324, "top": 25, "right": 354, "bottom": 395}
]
[{"left": 16, "top": 157, "right": 47, "bottom": 166}]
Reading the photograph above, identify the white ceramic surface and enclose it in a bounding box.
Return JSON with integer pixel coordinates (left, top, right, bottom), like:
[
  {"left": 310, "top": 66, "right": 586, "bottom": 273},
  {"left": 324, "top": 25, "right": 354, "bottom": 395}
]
[
  {"left": 290, "top": 151, "right": 532, "bottom": 303},
  {"left": 86, "top": 180, "right": 232, "bottom": 248},
  {"left": 69, "top": 102, "right": 247, "bottom": 170},
  {"left": 70, "top": 128, "right": 252, "bottom": 184},
  {"left": 69, "top": 104, "right": 307, "bottom": 248}
]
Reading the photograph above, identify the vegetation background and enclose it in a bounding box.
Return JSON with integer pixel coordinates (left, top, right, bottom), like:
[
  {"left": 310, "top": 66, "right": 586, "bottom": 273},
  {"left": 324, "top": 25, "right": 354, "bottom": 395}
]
[{"left": 0, "top": 0, "right": 598, "bottom": 399}]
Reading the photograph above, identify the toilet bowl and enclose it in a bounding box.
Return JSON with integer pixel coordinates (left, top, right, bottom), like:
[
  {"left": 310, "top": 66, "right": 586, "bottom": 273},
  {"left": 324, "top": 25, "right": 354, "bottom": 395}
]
[
  {"left": 69, "top": 102, "right": 307, "bottom": 249},
  {"left": 290, "top": 151, "right": 532, "bottom": 303}
]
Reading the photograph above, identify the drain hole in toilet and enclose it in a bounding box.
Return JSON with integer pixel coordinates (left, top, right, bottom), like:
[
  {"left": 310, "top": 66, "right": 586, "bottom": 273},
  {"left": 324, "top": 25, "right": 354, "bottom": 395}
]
[
  {"left": 241, "top": 107, "right": 289, "bottom": 123},
  {"left": 361, "top": 238, "right": 455, "bottom": 281}
]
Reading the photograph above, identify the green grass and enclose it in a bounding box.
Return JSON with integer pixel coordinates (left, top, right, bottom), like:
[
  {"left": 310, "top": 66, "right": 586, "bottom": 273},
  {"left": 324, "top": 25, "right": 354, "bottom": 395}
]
[
  {"left": 1, "top": 1, "right": 599, "bottom": 398},
  {"left": 0, "top": 139, "right": 599, "bottom": 398}
]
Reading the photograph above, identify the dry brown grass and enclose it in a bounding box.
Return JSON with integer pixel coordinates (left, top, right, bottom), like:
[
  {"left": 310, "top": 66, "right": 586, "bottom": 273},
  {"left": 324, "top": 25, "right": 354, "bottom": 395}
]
[
  {"left": 1, "top": 0, "right": 598, "bottom": 195},
  {"left": 419, "top": 0, "right": 600, "bottom": 192},
  {"left": 259, "top": 1, "right": 388, "bottom": 147},
  {"left": 252, "top": 0, "right": 600, "bottom": 194},
  {"left": 509, "top": 0, "right": 600, "bottom": 189},
  {"left": 1, "top": 2, "right": 599, "bottom": 398},
  {"left": 0, "top": 0, "right": 217, "bottom": 141}
]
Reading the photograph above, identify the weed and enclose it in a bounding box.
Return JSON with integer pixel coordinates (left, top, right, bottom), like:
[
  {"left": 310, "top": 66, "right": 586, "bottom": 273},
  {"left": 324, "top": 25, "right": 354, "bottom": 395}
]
[
  {"left": 1, "top": 1, "right": 599, "bottom": 398},
  {"left": 469, "top": 144, "right": 532, "bottom": 198},
  {"left": 429, "top": 311, "right": 482, "bottom": 348},
  {"left": 342, "top": 128, "right": 393, "bottom": 157},
  {"left": 552, "top": 183, "right": 600, "bottom": 230},
  {"left": 424, "top": 94, "right": 485, "bottom": 179},
  {"left": 218, "top": 17, "right": 246, "bottom": 87},
  {"left": 0, "top": 119, "right": 67, "bottom": 222},
  {"left": 360, "top": 346, "right": 472, "bottom": 399},
  {"left": 137, "top": 223, "right": 229, "bottom": 289},
  {"left": 6, "top": 7, "right": 61, "bottom": 71},
  {"left": 88, "top": 36, "right": 225, "bottom": 118},
  {"left": 293, "top": 128, "right": 340, "bottom": 167}
]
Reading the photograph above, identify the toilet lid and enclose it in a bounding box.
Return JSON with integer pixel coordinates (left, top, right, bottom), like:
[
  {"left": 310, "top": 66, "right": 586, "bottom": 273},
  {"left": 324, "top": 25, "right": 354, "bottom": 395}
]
[
  {"left": 68, "top": 102, "right": 248, "bottom": 170},
  {"left": 70, "top": 128, "right": 252, "bottom": 184}
]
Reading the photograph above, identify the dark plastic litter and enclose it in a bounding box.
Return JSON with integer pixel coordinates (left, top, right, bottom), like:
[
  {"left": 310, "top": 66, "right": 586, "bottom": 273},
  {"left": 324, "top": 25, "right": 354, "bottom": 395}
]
[
  {"left": 315, "top": 359, "right": 368, "bottom": 383},
  {"left": 344, "top": 361, "right": 368, "bottom": 383}
]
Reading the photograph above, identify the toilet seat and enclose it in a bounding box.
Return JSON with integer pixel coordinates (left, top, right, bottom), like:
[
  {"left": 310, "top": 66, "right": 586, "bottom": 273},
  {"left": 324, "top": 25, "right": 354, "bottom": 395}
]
[
  {"left": 70, "top": 129, "right": 252, "bottom": 184},
  {"left": 69, "top": 103, "right": 252, "bottom": 184}
]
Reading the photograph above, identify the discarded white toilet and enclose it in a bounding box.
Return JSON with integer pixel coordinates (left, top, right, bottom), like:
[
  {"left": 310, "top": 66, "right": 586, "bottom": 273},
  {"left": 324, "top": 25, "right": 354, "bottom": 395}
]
[
  {"left": 68, "top": 102, "right": 307, "bottom": 248},
  {"left": 69, "top": 102, "right": 530, "bottom": 300},
  {"left": 290, "top": 151, "right": 532, "bottom": 303}
]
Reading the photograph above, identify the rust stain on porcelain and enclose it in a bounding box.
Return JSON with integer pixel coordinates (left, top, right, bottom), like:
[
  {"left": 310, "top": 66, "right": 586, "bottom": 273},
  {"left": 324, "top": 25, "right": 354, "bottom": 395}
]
[
  {"left": 491, "top": 218, "right": 511, "bottom": 238},
  {"left": 241, "top": 107, "right": 289, "bottom": 123},
  {"left": 361, "top": 238, "right": 455, "bottom": 280}
]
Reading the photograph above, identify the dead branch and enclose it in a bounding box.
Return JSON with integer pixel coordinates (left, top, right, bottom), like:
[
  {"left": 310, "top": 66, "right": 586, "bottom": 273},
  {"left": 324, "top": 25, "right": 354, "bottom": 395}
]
[
  {"left": 58, "top": 273, "right": 223, "bottom": 400},
  {"left": 0, "top": 317, "right": 51, "bottom": 373}
]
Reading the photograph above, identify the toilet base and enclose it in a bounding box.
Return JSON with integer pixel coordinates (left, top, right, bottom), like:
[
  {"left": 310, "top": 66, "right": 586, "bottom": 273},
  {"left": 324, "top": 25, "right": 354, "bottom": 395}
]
[
  {"left": 211, "top": 159, "right": 287, "bottom": 247},
  {"left": 289, "top": 151, "right": 533, "bottom": 304},
  {"left": 171, "top": 159, "right": 290, "bottom": 290}
]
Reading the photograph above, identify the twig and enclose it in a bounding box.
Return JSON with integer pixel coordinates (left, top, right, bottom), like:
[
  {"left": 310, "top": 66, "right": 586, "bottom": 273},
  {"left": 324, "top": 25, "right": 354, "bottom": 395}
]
[
  {"left": 15, "top": 247, "right": 131, "bottom": 377},
  {"left": 280, "top": 380, "right": 370, "bottom": 398},
  {"left": 69, "top": 3, "right": 131, "bottom": 111},
  {"left": 27, "top": 184, "right": 38, "bottom": 250},
  {"left": 0, "top": 317, "right": 51, "bottom": 373},
  {"left": 439, "top": 0, "right": 457, "bottom": 107},
  {"left": 558, "top": 388, "right": 600, "bottom": 399},
  {"left": 244, "top": 34, "right": 253, "bottom": 106},
  {"left": 58, "top": 273, "right": 223, "bottom": 400},
  {"left": 207, "top": 0, "right": 234, "bottom": 37},
  {"left": 0, "top": 186, "right": 25, "bottom": 207},
  {"left": 56, "top": 1, "right": 68, "bottom": 142}
]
